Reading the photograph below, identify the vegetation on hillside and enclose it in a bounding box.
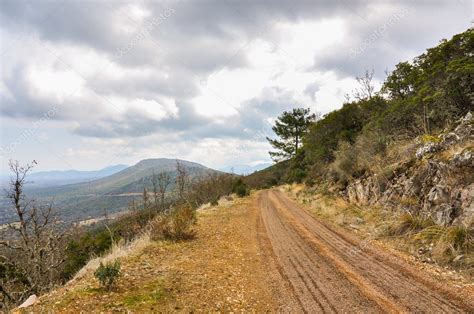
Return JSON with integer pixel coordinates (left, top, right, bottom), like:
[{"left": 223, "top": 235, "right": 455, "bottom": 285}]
[
  {"left": 94, "top": 259, "right": 121, "bottom": 291},
  {"left": 248, "top": 29, "right": 473, "bottom": 272},
  {"left": 1, "top": 27, "right": 471, "bottom": 312},
  {"left": 10, "top": 159, "right": 216, "bottom": 225},
  {"left": 0, "top": 160, "right": 242, "bottom": 310},
  {"left": 248, "top": 28, "right": 473, "bottom": 188}
]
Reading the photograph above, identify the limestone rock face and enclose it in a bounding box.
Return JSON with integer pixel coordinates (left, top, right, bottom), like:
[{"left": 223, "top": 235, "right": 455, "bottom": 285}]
[
  {"left": 345, "top": 112, "right": 473, "bottom": 226},
  {"left": 347, "top": 176, "right": 383, "bottom": 205},
  {"left": 416, "top": 142, "right": 441, "bottom": 159},
  {"left": 452, "top": 150, "right": 472, "bottom": 167},
  {"left": 453, "top": 184, "right": 474, "bottom": 225}
]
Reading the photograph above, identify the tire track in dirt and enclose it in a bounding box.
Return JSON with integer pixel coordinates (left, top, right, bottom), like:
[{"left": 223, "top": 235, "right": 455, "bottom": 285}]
[
  {"left": 271, "top": 191, "right": 463, "bottom": 310},
  {"left": 259, "top": 190, "right": 474, "bottom": 313},
  {"left": 259, "top": 191, "right": 384, "bottom": 313}
]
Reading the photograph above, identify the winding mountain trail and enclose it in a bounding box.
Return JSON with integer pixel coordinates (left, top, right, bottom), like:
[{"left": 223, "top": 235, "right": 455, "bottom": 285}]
[
  {"left": 258, "top": 189, "right": 473, "bottom": 313},
  {"left": 30, "top": 190, "right": 473, "bottom": 312}
]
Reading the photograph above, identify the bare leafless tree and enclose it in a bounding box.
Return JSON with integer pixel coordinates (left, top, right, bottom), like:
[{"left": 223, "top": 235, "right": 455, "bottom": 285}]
[
  {"left": 353, "top": 69, "right": 375, "bottom": 101},
  {"left": 102, "top": 208, "right": 115, "bottom": 245},
  {"left": 152, "top": 172, "right": 171, "bottom": 212},
  {"left": 128, "top": 197, "right": 137, "bottom": 212},
  {"left": 175, "top": 160, "right": 189, "bottom": 203},
  {"left": 142, "top": 187, "right": 149, "bottom": 210},
  {"left": 0, "top": 160, "right": 65, "bottom": 309},
  {"left": 187, "top": 172, "right": 234, "bottom": 208}
]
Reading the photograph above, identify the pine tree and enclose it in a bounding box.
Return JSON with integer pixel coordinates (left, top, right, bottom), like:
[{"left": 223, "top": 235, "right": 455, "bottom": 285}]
[{"left": 266, "top": 108, "right": 316, "bottom": 161}]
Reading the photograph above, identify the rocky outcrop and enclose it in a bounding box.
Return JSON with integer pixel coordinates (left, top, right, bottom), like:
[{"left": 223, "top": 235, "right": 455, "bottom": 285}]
[
  {"left": 346, "top": 112, "right": 473, "bottom": 226},
  {"left": 347, "top": 175, "right": 384, "bottom": 205}
]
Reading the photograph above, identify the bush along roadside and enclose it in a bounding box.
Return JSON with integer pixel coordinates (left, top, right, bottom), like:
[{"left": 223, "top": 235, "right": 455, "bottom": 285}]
[{"left": 94, "top": 260, "right": 121, "bottom": 291}]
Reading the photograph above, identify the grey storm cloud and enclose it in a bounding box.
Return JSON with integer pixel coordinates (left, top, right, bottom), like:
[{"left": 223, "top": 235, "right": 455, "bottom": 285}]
[
  {"left": 0, "top": 0, "right": 470, "bottom": 140},
  {"left": 304, "top": 83, "right": 319, "bottom": 101},
  {"left": 73, "top": 87, "right": 298, "bottom": 140},
  {"left": 312, "top": 1, "right": 471, "bottom": 78}
]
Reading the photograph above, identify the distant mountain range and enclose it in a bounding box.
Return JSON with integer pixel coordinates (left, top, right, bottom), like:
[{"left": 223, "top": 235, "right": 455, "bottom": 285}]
[
  {"left": 23, "top": 164, "right": 129, "bottom": 187},
  {"left": 0, "top": 158, "right": 215, "bottom": 225},
  {"left": 220, "top": 163, "right": 272, "bottom": 175}
]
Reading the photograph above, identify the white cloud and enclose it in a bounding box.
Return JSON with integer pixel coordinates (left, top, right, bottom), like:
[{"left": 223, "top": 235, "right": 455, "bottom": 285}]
[
  {"left": 0, "top": 0, "right": 470, "bottom": 172},
  {"left": 27, "top": 64, "right": 85, "bottom": 101}
]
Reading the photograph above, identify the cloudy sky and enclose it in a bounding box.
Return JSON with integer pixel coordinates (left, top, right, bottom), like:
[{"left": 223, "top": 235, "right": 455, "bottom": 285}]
[{"left": 0, "top": 0, "right": 471, "bottom": 173}]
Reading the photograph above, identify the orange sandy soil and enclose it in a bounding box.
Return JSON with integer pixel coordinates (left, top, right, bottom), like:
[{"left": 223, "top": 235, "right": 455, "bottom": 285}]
[
  {"left": 25, "top": 189, "right": 472, "bottom": 313},
  {"left": 29, "top": 195, "right": 281, "bottom": 312}
]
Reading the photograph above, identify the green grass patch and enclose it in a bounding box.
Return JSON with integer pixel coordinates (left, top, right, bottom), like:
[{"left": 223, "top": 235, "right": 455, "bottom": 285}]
[
  {"left": 122, "top": 289, "right": 166, "bottom": 307},
  {"left": 121, "top": 281, "right": 168, "bottom": 308}
]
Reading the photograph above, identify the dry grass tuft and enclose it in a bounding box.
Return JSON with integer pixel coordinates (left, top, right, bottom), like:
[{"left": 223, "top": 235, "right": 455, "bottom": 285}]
[
  {"left": 438, "top": 143, "right": 473, "bottom": 161},
  {"left": 392, "top": 216, "right": 473, "bottom": 272},
  {"left": 430, "top": 225, "right": 473, "bottom": 266},
  {"left": 150, "top": 204, "right": 197, "bottom": 241},
  {"left": 388, "top": 213, "right": 435, "bottom": 236}
]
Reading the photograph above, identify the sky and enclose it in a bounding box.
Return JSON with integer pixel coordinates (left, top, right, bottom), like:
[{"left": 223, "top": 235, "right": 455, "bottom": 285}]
[{"left": 0, "top": 0, "right": 472, "bottom": 173}]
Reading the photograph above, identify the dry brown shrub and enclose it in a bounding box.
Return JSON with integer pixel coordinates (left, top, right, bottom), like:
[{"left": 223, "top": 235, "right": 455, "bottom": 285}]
[{"left": 149, "top": 204, "right": 196, "bottom": 241}]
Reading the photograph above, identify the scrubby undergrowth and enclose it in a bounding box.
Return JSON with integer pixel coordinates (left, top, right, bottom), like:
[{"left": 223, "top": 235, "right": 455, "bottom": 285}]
[{"left": 30, "top": 194, "right": 279, "bottom": 312}]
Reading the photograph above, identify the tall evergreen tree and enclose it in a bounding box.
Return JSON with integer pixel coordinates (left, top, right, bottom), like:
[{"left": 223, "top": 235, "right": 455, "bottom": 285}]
[{"left": 266, "top": 108, "right": 316, "bottom": 161}]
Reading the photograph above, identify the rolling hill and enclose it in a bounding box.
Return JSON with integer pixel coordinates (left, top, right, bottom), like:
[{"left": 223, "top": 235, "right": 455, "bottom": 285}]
[{"left": 0, "top": 159, "right": 216, "bottom": 224}]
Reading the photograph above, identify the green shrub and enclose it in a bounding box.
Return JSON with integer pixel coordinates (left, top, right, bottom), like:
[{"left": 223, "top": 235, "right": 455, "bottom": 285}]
[
  {"left": 287, "top": 168, "right": 307, "bottom": 183},
  {"left": 235, "top": 184, "right": 249, "bottom": 197},
  {"left": 232, "top": 178, "right": 250, "bottom": 197},
  {"left": 94, "top": 259, "right": 121, "bottom": 290}
]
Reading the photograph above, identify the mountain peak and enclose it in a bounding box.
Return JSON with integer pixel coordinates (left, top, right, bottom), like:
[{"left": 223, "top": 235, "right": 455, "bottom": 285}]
[{"left": 133, "top": 158, "right": 208, "bottom": 170}]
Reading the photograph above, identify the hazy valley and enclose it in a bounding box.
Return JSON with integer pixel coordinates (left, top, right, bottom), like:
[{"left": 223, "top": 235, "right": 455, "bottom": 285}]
[{"left": 0, "top": 159, "right": 218, "bottom": 225}]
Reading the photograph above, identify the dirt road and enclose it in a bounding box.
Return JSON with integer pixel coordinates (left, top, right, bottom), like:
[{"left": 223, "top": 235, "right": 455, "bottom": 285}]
[
  {"left": 31, "top": 190, "right": 472, "bottom": 312},
  {"left": 259, "top": 189, "right": 473, "bottom": 313}
]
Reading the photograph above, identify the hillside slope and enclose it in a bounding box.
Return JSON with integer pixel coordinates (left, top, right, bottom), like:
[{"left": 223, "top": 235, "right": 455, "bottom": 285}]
[
  {"left": 0, "top": 159, "right": 216, "bottom": 224},
  {"left": 246, "top": 29, "right": 473, "bottom": 228},
  {"left": 31, "top": 195, "right": 284, "bottom": 312},
  {"left": 31, "top": 159, "right": 210, "bottom": 197},
  {"left": 30, "top": 190, "right": 473, "bottom": 312}
]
